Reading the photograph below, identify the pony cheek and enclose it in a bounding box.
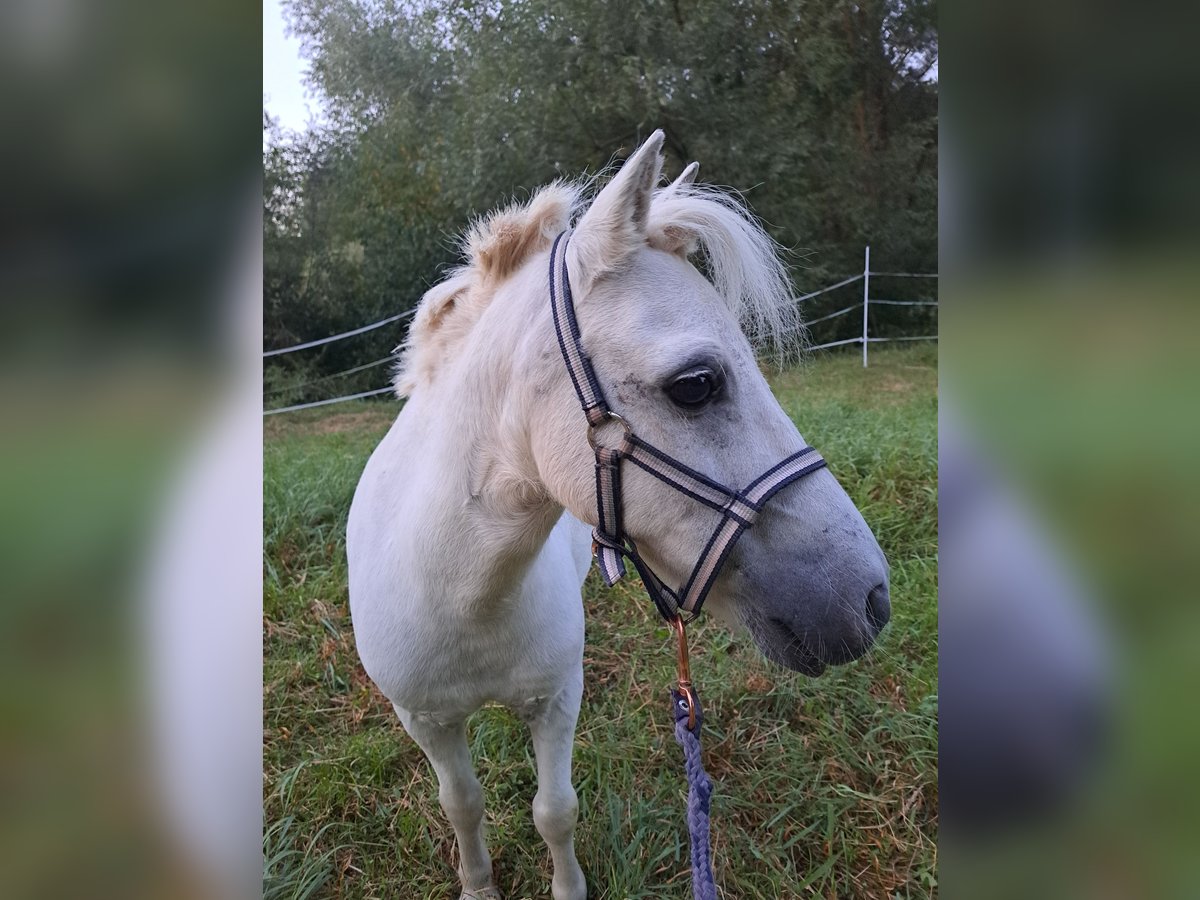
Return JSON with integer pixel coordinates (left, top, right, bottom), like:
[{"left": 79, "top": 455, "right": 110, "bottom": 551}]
[
  {"left": 615, "top": 476, "right": 705, "bottom": 573},
  {"left": 528, "top": 417, "right": 597, "bottom": 522}
]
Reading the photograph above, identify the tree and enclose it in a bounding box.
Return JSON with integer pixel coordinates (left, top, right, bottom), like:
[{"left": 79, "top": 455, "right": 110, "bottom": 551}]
[{"left": 265, "top": 0, "right": 938, "bottom": 392}]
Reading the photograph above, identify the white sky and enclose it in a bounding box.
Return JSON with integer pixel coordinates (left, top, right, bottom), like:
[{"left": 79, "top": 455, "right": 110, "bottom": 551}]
[{"left": 263, "top": 0, "right": 324, "bottom": 133}]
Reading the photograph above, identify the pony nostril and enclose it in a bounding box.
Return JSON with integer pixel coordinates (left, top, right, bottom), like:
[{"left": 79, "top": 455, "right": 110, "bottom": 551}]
[{"left": 866, "top": 582, "right": 891, "bottom": 632}]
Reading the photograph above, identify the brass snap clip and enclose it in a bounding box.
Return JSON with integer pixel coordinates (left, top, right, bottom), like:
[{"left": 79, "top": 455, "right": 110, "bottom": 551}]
[{"left": 670, "top": 614, "right": 698, "bottom": 731}]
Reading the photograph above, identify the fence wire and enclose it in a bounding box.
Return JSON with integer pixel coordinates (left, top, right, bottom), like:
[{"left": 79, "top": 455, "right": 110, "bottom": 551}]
[
  {"left": 264, "top": 309, "right": 415, "bottom": 358},
  {"left": 264, "top": 386, "right": 396, "bottom": 416},
  {"left": 263, "top": 258, "right": 938, "bottom": 415},
  {"left": 869, "top": 299, "right": 939, "bottom": 306},
  {"left": 795, "top": 273, "right": 863, "bottom": 303},
  {"left": 803, "top": 303, "right": 862, "bottom": 327},
  {"left": 265, "top": 355, "right": 396, "bottom": 396}
]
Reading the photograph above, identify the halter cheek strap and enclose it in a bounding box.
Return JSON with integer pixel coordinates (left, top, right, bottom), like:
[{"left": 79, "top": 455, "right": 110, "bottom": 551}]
[{"left": 549, "top": 231, "right": 827, "bottom": 621}]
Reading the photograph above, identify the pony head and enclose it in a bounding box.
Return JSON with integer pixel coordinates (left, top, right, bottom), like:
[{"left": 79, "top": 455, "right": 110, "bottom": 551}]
[
  {"left": 400, "top": 131, "right": 890, "bottom": 674},
  {"left": 560, "top": 132, "right": 889, "bottom": 673}
]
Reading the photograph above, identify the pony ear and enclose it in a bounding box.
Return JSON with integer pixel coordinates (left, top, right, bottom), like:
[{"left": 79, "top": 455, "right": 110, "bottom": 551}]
[
  {"left": 669, "top": 161, "right": 699, "bottom": 191},
  {"left": 650, "top": 224, "right": 701, "bottom": 259},
  {"left": 648, "top": 161, "right": 702, "bottom": 258},
  {"left": 569, "top": 129, "right": 665, "bottom": 288}
]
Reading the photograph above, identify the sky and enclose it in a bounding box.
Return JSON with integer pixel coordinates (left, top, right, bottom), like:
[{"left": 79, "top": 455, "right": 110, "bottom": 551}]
[{"left": 263, "top": 0, "right": 323, "bottom": 133}]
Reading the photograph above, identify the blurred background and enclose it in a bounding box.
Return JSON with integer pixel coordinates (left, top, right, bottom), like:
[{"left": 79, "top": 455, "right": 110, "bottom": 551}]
[
  {"left": 0, "top": 0, "right": 260, "bottom": 897},
  {"left": 942, "top": 0, "right": 1200, "bottom": 896}
]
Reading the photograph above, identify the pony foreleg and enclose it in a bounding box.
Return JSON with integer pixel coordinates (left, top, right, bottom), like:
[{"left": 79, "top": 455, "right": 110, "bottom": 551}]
[
  {"left": 525, "top": 674, "right": 587, "bottom": 900},
  {"left": 394, "top": 705, "right": 500, "bottom": 900}
]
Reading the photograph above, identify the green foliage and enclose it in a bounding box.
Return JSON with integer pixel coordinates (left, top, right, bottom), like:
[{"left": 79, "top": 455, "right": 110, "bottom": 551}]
[
  {"left": 264, "top": 0, "right": 937, "bottom": 398},
  {"left": 263, "top": 344, "right": 938, "bottom": 898}
]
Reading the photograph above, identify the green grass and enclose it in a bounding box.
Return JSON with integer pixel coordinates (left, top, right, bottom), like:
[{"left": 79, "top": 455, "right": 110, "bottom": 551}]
[{"left": 264, "top": 344, "right": 938, "bottom": 899}]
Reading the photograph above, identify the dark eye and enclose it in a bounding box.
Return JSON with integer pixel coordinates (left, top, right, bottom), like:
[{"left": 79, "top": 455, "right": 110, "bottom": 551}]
[{"left": 666, "top": 367, "right": 721, "bottom": 408}]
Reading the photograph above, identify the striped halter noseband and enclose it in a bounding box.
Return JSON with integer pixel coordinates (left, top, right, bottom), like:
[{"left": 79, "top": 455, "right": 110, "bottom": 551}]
[{"left": 549, "top": 232, "right": 829, "bottom": 622}]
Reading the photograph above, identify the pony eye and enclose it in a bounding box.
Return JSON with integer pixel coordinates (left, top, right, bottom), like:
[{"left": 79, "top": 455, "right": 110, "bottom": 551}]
[{"left": 667, "top": 368, "right": 720, "bottom": 408}]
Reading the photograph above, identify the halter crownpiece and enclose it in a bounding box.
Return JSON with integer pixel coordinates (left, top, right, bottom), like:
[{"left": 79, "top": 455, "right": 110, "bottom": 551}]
[{"left": 549, "top": 231, "right": 829, "bottom": 622}]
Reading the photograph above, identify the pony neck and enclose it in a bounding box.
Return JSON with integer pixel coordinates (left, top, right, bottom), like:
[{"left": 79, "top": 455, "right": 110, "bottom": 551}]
[{"left": 410, "top": 273, "right": 566, "bottom": 611}]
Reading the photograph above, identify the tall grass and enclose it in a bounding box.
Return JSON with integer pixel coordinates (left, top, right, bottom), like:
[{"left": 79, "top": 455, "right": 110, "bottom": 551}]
[{"left": 263, "top": 344, "right": 938, "bottom": 899}]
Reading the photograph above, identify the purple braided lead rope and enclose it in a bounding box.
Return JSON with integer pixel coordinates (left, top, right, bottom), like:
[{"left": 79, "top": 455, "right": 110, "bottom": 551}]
[{"left": 672, "top": 688, "right": 718, "bottom": 900}]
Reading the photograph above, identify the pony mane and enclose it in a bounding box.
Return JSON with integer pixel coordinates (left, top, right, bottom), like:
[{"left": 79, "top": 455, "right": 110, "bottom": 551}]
[
  {"left": 646, "top": 182, "right": 803, "bottom": 362},
  {"left": 394, "top": 181, "right": 581, "bottom": 397},
  {"left": 395, "top": 173, "right": 801, "bottom": 397}
]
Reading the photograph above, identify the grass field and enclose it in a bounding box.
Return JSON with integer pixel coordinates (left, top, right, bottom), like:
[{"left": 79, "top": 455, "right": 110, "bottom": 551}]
[{"left": 263, "top": 343, "right": 938, "bottom": 900}]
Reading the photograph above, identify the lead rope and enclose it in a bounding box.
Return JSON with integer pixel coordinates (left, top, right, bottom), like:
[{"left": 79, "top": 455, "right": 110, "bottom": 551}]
[
  {"left": 669, "top": 616, "right": 718, "bottom": 899},
  {"left": 672, "top": 689, "right": 717, "bottom": 900}
]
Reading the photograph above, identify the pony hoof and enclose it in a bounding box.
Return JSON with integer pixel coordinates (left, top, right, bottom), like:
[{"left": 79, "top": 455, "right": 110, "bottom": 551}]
[{"left": 460, "top": 888, "right": 502, "bottom": 900}]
